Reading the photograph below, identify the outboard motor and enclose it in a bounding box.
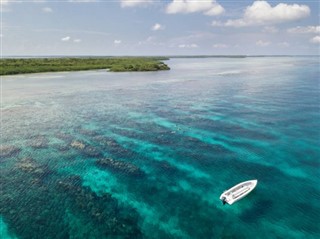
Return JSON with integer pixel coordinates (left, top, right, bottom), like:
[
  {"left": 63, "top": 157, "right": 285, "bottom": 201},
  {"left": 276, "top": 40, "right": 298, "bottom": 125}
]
[{"left": 221, "top": 197, "right": 227, "bottom": 205}]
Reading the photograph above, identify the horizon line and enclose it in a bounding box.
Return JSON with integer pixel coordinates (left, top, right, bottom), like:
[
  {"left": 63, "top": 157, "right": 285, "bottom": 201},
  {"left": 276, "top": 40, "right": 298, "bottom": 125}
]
[{"left": 2, "top": 54, "right": 320, "bottom": 58}]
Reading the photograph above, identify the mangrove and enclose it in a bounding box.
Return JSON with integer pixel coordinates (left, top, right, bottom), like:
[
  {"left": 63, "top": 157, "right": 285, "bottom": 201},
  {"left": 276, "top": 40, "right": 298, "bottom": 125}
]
[{"left": 0, "top": 57, "right": 170, "bottom": 75}]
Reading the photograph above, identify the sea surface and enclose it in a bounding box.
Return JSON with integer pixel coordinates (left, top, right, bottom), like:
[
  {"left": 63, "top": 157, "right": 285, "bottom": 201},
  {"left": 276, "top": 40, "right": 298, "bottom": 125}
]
[{"left": 1, "top": 57, "right": 319, "bottom": 239}]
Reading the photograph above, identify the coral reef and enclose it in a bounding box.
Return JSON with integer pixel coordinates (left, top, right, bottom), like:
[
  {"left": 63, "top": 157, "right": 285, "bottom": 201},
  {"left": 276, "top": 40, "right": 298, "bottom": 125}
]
[
  {"left": 0, "top": 145, "right": 21, "bottom": 158},
  {"left": 71, "top": 140, "right": 86, "bottom": 150},
  {"left": 96, "top": 158, "right": 145, "bottom": 177},
  {"left": 55, "top": 132, "right": 74, "bottom": 143},
  {"left": 71, "top": 140, "right": 102, "bottom": 157},
  {"left": 78, "top": 128, "right": 99, "bottom": 137},
  {"left": 0, "top": 170, "right": 142, "bottom": 239},
  {"left": 27, "top": 135, "right": 49, "bottom": 149},
  {"left": 16, "top": 158, "right": 50, "bottom": 177}
]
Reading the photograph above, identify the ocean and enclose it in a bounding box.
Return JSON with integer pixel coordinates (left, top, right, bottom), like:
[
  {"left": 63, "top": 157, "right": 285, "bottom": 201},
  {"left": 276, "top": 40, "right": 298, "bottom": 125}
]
[{"left": 1, "top": 57, "right": 319, "bottom": 238}]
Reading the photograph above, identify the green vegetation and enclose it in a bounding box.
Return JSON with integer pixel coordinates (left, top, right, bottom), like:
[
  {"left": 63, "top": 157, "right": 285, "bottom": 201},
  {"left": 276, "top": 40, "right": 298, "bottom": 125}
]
[{"left": 0, "top": 57, "right": 170, "bottom": 75}]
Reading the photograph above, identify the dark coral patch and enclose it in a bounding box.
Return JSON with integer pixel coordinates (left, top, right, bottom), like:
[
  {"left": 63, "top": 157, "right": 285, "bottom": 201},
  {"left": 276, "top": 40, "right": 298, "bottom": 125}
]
[
  {"left": 0, "top": 145, "right": 21, "bottom": 158},
  {"left": 96, "top": 158, "right": 145, "bottom": 178}
]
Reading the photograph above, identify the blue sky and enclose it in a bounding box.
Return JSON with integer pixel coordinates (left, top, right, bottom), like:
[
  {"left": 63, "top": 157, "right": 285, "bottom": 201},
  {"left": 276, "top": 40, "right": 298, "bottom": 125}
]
[{"left": 1, "top": 0, "right": 319, "bottom": 56}]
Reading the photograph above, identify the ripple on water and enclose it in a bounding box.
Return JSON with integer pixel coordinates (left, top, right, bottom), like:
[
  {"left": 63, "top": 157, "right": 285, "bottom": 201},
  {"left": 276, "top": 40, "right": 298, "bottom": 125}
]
[{"left": 1, "top": 57, "right": 319, "bottom": 239}]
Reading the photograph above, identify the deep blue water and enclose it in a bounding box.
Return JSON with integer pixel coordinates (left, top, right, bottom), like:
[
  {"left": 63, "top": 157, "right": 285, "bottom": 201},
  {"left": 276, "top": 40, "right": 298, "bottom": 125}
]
[{"left": 1, "top": 57, "right": 319, "bottom": 238}]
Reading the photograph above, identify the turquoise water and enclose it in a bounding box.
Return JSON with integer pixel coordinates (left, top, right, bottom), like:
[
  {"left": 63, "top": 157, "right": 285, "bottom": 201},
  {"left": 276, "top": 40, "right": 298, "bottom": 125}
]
[{"left": 1, "top": 57, "right": 319, "bottom": 238}]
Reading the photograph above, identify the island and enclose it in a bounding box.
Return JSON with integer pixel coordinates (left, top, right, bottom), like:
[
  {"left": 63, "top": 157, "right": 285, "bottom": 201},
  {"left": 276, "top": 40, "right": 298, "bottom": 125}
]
[{"left": 0, "top": 57, "right": 170, "bottom": 75}]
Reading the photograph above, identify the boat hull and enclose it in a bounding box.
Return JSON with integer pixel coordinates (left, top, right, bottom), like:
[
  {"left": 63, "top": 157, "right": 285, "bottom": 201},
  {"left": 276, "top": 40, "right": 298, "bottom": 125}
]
[{"left": 220, "top": 180, "right": 258, "bottom": 205}]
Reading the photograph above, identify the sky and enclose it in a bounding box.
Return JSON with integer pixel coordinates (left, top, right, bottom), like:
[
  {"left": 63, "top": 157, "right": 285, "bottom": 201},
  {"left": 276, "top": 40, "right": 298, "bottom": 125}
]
[{"left": 1, "top": 0, "right": 319, "bottom": 56}]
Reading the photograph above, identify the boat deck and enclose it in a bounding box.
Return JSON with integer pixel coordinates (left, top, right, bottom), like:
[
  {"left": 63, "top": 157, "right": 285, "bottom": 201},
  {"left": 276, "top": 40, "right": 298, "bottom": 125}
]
[{"left": 220, "top": 180, "right": 258, "bottom": 205}]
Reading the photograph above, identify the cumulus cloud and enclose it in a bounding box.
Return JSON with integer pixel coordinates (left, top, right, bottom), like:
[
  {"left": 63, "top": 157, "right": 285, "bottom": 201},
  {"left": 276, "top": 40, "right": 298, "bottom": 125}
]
[
  {"left": 42, "top": 7, "right": 53, "bottom": 13},
  {"left": 166, "top": 0, "right": 224, "bottom": 16},
  {"left": 310, "top": 36, "right": 320, "bottom": 44},
  {"left": 152, "top": 23, "right": 165, "bottom": 31},
  {"left": 216, "top": 1, "right": 310, "bottom": 27},
  {"left": 121, "top": 0, "right": 153, "bottom": 8},
  {"left": 256, "top": 40, "right": 271, "bottom": 47},
  {"left": 287, "top": 26, "right": 320, "bottom": 34},
  {"left": 178, "top": 43, "right": 198, "bottom": 48},
  {"left": 114, "top": 40, "right": 122, "bottom": 44},
  {"left": 61, "top": 36, "right": 71, "bottom": 41}
]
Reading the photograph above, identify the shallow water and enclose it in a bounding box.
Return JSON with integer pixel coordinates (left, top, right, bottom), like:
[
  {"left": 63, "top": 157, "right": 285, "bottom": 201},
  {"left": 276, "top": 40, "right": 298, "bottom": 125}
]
[{"left": 1, "top": 57, "right": 319, "bottom": 238}]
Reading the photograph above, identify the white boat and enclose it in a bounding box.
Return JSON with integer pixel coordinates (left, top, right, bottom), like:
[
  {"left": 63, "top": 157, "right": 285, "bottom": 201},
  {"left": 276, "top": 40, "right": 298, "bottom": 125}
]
[{"left": 220, "top": 179, "right": 258, "bottom": 205}]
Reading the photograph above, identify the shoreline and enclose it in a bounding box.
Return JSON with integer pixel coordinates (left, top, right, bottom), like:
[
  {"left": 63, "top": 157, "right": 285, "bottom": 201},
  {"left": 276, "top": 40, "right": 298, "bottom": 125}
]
[{"left": 0, "top": 57, "right": 170, "bottom": 76}]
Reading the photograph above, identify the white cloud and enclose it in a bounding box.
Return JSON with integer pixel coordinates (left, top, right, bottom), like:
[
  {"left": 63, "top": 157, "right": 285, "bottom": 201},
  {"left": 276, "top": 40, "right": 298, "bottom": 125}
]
[
  {"left": 256, "top": 40, "right": 271, "bottom": 47},
  {"left": 213, "top": 43, "right": 228, "bottom": 48},
  {"left": 61, "top": 37, "right": 81, "bottom": 43},
  {"left": 262, "top": 26, "right": 278, "bottom": 33},
  {"left": 42, "top": 7, "right": 52, "bottom": 13},
  {"left": 61, "top": 36, "right": 71, "bottom": 41},
  {"left": 310, "top": 36, "right": 320, "bottom": 44},
  {"left": 287, "top": 26, "right": 320, "bottom": 34},
  {"left": 114, "top": 40, "right": 122, "bottom": 44},
  {"left": 219, "top": 1, "right": 310, "bottom": 27},
  {"left": 152, "top": 23, "right": 165, "bottom": 31},
  {"left": 120, "top": 0, "right": 153, "bottom": 8},
  {"left": 178, "top": 43, "right": 198, "bottom": 48},
  {"left": 166, "top": 0, "right": 224, "bottom": 16}
]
